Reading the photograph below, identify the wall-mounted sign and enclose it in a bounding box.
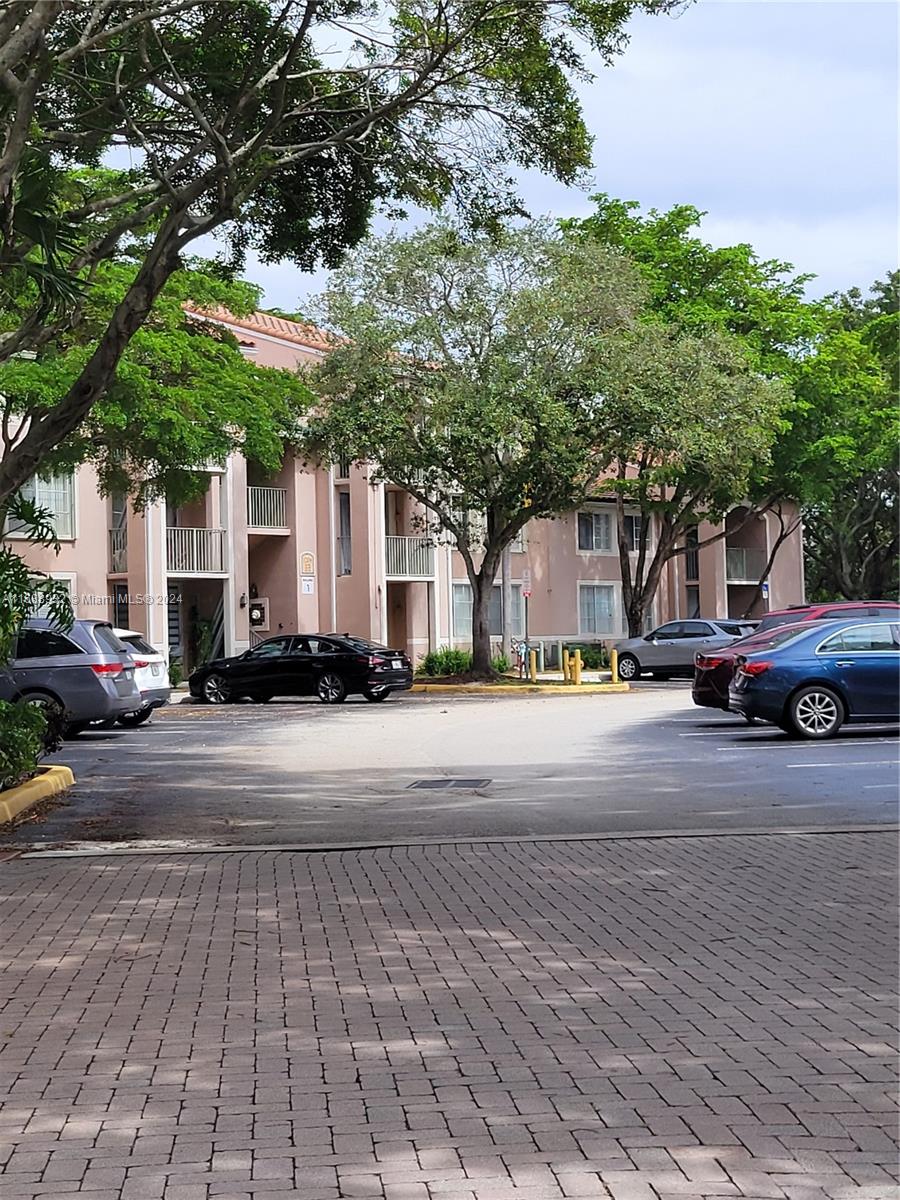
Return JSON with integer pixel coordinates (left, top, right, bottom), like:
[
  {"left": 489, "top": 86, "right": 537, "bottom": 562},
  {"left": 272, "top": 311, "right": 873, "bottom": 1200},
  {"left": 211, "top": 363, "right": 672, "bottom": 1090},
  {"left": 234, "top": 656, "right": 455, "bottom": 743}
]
[
  {"left": 522, "top": 566, "right": 532, "bottom": 598},
  {"left": 301, "top": 576, "right": 315, "bottom": 595},
  {"left": 300, "top": 551, "right": 316, "bottom": 575}
]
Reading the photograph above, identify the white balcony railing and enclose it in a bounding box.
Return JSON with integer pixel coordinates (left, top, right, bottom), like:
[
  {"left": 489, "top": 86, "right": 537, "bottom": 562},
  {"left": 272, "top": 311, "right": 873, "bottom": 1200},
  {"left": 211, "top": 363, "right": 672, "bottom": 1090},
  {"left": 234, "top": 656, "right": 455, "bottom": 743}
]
[
  {"left": 247, "top": 486, "right": 287, "bottom": 529},
  {"left": 726, "top": 546, "right": 766, "bottom": 583},
  {"left": 109, "top": 527, "right": 127, "bottom": 573},
  {"left": 385, "top": 535, "right": 435, "bottom": 578},
  {"left": 166, "top": 526, "right": 226, "bottom": 574}
]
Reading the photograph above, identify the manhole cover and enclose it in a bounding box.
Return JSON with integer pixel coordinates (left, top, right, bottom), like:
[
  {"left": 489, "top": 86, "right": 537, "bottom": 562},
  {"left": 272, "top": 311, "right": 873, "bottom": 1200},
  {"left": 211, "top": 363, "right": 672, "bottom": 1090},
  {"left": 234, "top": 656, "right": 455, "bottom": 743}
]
[{"left": 408, "top": 778, "right": 492, "bottom": 790}]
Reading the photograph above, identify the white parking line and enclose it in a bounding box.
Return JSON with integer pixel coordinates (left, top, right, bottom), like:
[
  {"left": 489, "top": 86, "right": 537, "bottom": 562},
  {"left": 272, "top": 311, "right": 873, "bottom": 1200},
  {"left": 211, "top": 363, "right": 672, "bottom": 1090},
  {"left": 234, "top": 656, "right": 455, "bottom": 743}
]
[
  {"left": 788, "top": 760, "right": 899, "bottom": 770},
  {"left": 863, "top": 784, "right": 897, "bottom": 790}
]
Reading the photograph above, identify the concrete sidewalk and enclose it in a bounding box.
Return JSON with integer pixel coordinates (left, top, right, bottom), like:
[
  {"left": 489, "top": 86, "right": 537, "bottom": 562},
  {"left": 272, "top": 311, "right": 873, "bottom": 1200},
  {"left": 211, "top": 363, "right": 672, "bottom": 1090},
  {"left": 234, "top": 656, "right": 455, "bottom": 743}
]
[{"left": 0, "top": 831, "right": 897, "bottom": 1200}]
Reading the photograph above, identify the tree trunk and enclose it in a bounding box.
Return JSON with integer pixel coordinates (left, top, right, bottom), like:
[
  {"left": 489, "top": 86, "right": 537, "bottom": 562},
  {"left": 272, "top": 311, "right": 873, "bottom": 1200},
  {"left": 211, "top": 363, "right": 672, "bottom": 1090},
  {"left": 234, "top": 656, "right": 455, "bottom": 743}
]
[{"left": 471, "top": 571, "right": 495, "bottom": 678}]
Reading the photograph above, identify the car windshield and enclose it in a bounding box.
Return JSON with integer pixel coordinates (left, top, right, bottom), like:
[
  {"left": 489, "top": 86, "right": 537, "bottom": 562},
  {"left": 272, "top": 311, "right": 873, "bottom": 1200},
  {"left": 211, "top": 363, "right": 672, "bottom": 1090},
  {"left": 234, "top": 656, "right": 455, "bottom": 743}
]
[
  {"left": 756, "top": 611, "right": 809, "bottom": 632},
  {"left": 744, "top": 624, "right": 826, "bottom": 653}
]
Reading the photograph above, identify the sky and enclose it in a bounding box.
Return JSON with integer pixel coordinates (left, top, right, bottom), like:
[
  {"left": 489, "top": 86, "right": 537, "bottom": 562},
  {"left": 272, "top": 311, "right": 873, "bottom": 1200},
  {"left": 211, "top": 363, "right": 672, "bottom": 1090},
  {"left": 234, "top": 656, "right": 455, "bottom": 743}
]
[{"left": 239, "top": 0, "right": 898, "bottom": 312}]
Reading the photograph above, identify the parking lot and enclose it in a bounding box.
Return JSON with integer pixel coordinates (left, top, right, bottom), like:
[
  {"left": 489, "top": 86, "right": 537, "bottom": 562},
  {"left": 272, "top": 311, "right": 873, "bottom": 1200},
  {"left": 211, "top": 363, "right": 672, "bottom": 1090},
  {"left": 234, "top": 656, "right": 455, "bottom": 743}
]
[{"left": 4, "top": 685, "right": 897, "bottom": 850}]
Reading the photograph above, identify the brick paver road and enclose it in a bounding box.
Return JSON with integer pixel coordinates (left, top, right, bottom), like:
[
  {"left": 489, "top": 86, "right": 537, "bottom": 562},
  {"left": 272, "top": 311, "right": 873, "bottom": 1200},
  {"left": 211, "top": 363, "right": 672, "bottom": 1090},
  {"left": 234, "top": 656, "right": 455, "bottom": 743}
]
[{"left": 0, "top": 832, "right": 897, "bottom": 1200}]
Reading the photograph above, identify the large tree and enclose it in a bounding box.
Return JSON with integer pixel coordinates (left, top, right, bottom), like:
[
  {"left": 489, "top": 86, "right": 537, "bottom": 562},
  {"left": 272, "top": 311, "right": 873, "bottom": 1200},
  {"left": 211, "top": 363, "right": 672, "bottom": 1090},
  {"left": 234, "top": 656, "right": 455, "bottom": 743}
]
[
  {"left": 304, "top": 222, "right": 646, "bottom": 675},
  {"left": 799, "top": 273, "right": 899, "bottom": 600},
  {"left": 0, "top": 0, "right": 678, "bottom": 508},
  {"left": 590, "top": 325, "right": 788, "bottom": 635},
  {"left": 563, "top": 196, "right": 801, "bottom": 630}
]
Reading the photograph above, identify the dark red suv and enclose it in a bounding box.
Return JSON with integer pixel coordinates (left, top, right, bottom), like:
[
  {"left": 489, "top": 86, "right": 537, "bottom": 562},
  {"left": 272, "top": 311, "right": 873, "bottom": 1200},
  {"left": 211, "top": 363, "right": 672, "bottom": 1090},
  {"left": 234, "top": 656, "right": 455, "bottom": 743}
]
[
  {"left": 755, "top": 600, "right": 900, "bottom": 633},
  {"left": 693, "top": 600, "right": 900, "bottom": 713}
]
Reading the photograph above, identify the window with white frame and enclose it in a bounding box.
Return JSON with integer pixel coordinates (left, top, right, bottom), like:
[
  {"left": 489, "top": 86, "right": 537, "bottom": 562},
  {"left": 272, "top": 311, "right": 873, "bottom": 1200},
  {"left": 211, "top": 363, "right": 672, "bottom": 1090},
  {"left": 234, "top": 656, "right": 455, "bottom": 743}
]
[
  {"left": 509, "top": 525, "right": 526, "bottom": 554},
  {"left": 7, "top": 473, "right": 75, "bottom": 539},
  {"left": 623, "top": 513, "right": 644, "bottom": 553},
  {"left": 578, "top": 583, "right": 617, "bottom": 635},
  {"left": 577, "top": 509, "right": 612, "bottom": 552},
  {"left": 453, "top": 582, "right": 524, "bottom": 638}
]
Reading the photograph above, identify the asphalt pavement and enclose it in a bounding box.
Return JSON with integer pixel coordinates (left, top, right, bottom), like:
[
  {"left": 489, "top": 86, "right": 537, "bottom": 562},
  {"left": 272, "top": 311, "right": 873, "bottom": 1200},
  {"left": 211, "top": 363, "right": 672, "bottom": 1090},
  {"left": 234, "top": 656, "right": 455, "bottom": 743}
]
[{"left": 4, "top": 685, "right": 897, "bottom": 851}]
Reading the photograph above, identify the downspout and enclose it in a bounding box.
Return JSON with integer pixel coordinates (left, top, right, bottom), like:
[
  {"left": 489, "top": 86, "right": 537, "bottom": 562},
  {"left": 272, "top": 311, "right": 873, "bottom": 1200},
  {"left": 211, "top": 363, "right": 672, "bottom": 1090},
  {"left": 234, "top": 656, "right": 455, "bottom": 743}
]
[{"left": 328, "top": 466, "right": 337, "bottom": 632}]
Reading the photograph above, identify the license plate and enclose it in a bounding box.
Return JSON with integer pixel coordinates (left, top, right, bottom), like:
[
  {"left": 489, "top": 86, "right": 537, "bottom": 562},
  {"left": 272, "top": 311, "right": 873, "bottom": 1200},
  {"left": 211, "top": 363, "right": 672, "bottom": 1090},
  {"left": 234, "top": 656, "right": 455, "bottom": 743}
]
[
  {"left": 151, "top": 664, "right": 160, "bottom": 676},
  {"left": 392, "top": 659, "right": 403, "bottom": 669}
]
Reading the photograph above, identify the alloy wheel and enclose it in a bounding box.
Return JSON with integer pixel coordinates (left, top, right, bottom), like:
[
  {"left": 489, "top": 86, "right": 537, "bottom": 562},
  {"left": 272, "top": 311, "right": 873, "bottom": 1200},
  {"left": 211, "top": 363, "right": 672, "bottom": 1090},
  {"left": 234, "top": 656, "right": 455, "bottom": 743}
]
[
  {"left": 617, "top": 654, "right": 638, "bottom": 680},
  {"left": 317, "top": 672, "right": 346, "bottom": 703},
  {"left": 203, "top": 674, "right": 229, "bottom": 704},
  {"left": 794, "top": 690, "right": 840, "bottom": 737}
]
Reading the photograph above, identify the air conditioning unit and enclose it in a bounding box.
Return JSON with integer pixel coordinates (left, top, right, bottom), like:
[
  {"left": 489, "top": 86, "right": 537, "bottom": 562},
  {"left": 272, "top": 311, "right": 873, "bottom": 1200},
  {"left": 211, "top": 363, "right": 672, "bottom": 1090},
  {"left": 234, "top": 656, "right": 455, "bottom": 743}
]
[{"left": 249, "top": 597, "right": 269, "bottom": 631}]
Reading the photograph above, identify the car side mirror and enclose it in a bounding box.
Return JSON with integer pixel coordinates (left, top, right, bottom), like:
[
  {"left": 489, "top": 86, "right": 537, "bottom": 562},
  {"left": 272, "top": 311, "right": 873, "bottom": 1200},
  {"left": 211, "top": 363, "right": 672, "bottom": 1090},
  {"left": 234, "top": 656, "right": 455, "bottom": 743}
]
[{"left": 644, "top": 633, "right": 656, "bottom": 642}]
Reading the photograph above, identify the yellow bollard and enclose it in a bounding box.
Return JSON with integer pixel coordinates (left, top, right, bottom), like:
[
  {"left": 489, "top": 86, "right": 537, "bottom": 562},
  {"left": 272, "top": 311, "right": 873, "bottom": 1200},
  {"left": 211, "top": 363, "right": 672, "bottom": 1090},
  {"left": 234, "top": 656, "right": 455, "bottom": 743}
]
[
  {"left": 562, "top": 649, "right": 570, "bottom": 682},
  {"left": 529, "top": 649, "right": 537, "bottom": 683},
  {"left": 610, "top": 647, "right": 619, "bottom": 685},
  {"left": 573, "top": 649, "right": 582, "bottom": 686}
]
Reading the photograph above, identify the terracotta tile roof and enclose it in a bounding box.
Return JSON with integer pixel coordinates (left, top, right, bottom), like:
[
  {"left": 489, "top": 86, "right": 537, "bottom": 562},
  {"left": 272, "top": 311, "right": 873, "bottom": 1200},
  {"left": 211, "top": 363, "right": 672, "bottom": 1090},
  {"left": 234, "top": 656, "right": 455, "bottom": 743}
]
[{"left": 185, "top": 306, "right": 338, "bottom": 352}]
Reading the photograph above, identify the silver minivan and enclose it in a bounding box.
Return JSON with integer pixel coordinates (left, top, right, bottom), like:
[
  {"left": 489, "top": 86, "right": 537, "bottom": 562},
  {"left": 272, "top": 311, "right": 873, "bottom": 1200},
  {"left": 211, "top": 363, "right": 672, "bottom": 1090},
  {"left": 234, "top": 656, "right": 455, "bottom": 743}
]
[{"left": 0, "top": 619, "right": 142, "bottom": 735}]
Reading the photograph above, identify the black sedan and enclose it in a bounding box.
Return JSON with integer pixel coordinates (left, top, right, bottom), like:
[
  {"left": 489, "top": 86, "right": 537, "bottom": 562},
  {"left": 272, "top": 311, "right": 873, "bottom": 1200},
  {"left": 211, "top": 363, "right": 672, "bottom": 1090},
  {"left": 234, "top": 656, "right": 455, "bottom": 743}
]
[{"left": 189, "top": 634, "right": 413, "bottom": 705}]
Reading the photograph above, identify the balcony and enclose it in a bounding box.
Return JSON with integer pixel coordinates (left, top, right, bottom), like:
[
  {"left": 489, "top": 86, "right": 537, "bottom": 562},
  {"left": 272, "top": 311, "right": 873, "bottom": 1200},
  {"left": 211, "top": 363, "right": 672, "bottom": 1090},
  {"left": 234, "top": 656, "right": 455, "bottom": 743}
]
[
  {"left": 109, "top": 528, "right": 127, "bottom": 573},
  {"left": 385, "top": 535, "right": 435, "bottom": 579},
  {"left": 247, "top": 486, "right": 288, "bottom": 530},
  {"left": 726, "top": 546, "right": 766, "bottom": 583},
  {"left": 166, "top": 526, "right": 226, "bottom": 574}
]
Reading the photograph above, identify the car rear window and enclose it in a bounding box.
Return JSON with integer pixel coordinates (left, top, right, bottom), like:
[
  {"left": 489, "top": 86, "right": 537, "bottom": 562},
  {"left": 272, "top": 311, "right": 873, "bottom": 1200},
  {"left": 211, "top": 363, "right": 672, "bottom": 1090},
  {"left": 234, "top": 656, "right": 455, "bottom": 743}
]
[
  {"left": 91, "top": 624, "right": 129, "bottom": 654},
  {"left": 717, "top": 622, "right": 751, "bottom": 636},
  {"left": 123, "top": 635, "right": 158, "bottom": 656},
  {"left": 15, "top": 628, "right": 83, "bottom": 658}
]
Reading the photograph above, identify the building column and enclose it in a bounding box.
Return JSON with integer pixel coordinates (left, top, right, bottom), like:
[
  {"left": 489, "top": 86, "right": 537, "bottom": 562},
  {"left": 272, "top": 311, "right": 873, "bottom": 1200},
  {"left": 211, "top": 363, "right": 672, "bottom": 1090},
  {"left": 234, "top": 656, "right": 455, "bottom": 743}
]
[{"left": 143, "top": 499, "right": 169, "bottom": 656}]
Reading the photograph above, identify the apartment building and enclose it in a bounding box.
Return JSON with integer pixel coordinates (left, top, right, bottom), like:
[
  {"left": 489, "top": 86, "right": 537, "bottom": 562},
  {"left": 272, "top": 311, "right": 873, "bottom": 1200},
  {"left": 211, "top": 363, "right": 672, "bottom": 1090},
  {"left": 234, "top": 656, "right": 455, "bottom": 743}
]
[{"left": 7, "top": 309, "right": 805, "bottom": 670}]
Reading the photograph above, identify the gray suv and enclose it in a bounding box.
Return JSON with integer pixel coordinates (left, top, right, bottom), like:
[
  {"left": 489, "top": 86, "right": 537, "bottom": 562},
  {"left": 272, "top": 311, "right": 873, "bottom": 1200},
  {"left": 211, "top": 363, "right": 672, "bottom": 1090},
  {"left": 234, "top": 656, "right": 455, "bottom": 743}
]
[
  {"left": 615, "top": 618, "right": 758, "bottom": 680},
  {"left": 0, "top": 619, "right": 141, "bottom": 735}
]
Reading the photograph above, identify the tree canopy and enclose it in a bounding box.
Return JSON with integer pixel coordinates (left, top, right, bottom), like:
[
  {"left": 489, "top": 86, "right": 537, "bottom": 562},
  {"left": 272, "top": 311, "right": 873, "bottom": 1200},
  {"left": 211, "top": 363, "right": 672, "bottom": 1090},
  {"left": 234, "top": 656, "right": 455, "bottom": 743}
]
[
  {"left": 0, "top": 0, "right": 680, "bottom": 508},
  {"left": 304, "top": 221, "right": 646, "bottom": 673}
]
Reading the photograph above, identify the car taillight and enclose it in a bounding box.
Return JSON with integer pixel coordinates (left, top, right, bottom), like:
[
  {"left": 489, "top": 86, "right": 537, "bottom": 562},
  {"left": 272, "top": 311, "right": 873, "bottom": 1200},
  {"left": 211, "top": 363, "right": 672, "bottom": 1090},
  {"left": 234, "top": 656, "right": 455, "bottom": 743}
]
[
  {"left": 91, "top": 662, "right": 123, "bottom": 676},
  {"left": 355, "top": 654, "right": 386, "bottom": 666},
  {"left": 740, "top": 660, "right": 773, "bottom": 676},
  {"left": 697, "top": 655, "right": 725, "bottom": 669},
  {"left": 132, "top": 659, "right": 150, "bottom": 669}
]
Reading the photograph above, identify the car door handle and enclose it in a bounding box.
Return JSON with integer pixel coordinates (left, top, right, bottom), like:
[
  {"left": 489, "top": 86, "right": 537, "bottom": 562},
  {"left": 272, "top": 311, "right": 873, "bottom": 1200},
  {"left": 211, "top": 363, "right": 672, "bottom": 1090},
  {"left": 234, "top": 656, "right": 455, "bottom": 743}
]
[{"left": 834, "top": 660, "right": 854, "bottom": 667}]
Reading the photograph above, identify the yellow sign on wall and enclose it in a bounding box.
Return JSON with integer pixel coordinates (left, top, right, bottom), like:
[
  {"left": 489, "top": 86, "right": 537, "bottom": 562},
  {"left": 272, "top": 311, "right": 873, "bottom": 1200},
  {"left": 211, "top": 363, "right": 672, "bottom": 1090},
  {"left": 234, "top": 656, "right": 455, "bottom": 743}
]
[{"left": 300, "top": 552, "right": 315, "bottom": 575}]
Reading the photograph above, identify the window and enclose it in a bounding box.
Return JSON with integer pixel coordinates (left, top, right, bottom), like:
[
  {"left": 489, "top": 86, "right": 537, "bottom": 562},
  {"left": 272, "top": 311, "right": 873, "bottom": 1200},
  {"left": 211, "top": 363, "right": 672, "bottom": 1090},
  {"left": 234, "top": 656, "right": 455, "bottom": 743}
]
[
  {"left": 452, "top": 583, "right": 523, "bottom": 638},
  {"left": 685, "top": 585, "right": 701, "bottom": 619},
  {"left": 7, "top": 473, "right": 75, "bottom": 539},
  {"left": 510, "top": 527, "right": 526, "bottom": 554},
  {"left": 578, "top": 584, "right": 616, "bottom": 635},
  {"left": 681, "top": 621, "right": 715, "bottom": 638},
  {"left": 684, "top": 527, "right": 700, "bottom": 581},
  {"left": 717, "top": 621, "right": 751, "bottom": 636},
  {"left": 577, "top": 510, "right": 611, "bottom": 552},
  {"left": 301, "top": 637, "right": 338, "bottom": 655},
  {"left": 113, "top": 583, "right": 129, "bottom": 629},
  {"left": 92, "top": 624, "right": 128, "bottom": 654},
  {"left": 623, "top": 514, "right": 643, "bottom": 553},
  {"left": 123, "top": 635, "right": 158, "bottom": 656},
  {"left": 249, "top": 637, "right": 290, "bottom": 658},
  {"left": 14, "top": 628, "right": 83, "bottom": 658},
  {"left": 337, "top": 491, "right": 352, "bottom": 575},
  {"left": 818, "top": 625, "right": 899, "bottom": 654},
  {"left": 652, "top": 622, "right": 683, "bottom": 639}
]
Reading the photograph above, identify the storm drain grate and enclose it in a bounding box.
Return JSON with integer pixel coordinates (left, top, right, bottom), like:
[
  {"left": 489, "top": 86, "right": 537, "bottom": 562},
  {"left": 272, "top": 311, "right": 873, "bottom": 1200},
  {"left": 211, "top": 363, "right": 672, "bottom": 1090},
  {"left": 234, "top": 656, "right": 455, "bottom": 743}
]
[{"left": 408, "top": 778, "right": 492, "bottom": 790}]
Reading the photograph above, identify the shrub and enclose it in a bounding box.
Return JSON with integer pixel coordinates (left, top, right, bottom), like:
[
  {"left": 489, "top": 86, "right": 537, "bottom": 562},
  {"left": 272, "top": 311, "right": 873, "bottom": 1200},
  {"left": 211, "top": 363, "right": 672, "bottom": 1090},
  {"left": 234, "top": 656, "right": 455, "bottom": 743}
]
[
  {"left": 565, "top": 643, "right": 609, "bottom": 670},
  {"left": 0, "top": 700, "right": 49, "bottom": 791},
  {"left": 417, "top": 647, "right": 472, "bottom": 676},
  {"left": 491, "top": 654, "right": 511, "bottom": 674},
  {"left": 169, "top": 658, "right": 184, "bottom": 688}
]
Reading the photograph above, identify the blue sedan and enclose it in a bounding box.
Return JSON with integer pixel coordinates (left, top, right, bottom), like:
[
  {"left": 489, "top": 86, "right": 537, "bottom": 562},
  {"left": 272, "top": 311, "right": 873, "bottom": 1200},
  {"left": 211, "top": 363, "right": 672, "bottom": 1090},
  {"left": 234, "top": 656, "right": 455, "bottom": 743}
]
[{"left": 729, "top": 618, "right": 900, "bottom": 739}]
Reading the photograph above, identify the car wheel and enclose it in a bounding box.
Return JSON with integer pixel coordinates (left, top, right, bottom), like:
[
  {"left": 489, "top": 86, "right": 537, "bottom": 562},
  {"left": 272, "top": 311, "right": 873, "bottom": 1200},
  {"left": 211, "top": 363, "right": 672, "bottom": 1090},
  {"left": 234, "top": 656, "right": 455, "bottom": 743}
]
[
  {"left": 202, "top": 673, "right": 230, "bottom": 704},
  {"left": 317, "top": 672, "right": 347, "bottom": 704},
  {"left": 19, "top": 691, "right": 66, "bottom": 750},
  {"left": 788, "top": 685, "right": 844, "bottom": 739},
  {"left": 617, "top": 653, "right": 640, "bottom": 681},
  {"left": 363, "top": 687, "right": 390, "bottom": 703},
  {"left": 118, "top": 709, "right": 153, "bottom": 728}
]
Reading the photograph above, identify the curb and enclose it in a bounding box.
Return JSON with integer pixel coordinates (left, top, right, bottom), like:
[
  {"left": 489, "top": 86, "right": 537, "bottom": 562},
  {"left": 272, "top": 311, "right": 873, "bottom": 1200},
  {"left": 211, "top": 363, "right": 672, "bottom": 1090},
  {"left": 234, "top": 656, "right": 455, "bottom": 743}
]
[
  {"left": 0, "top": 766, "right": 75, "bottom": 825},
  {"left": 411, "top": 682, "right": 631, "bottom": 695},
  {"left": 13, "top": 823, "right": 896, "bottom": 859}
]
